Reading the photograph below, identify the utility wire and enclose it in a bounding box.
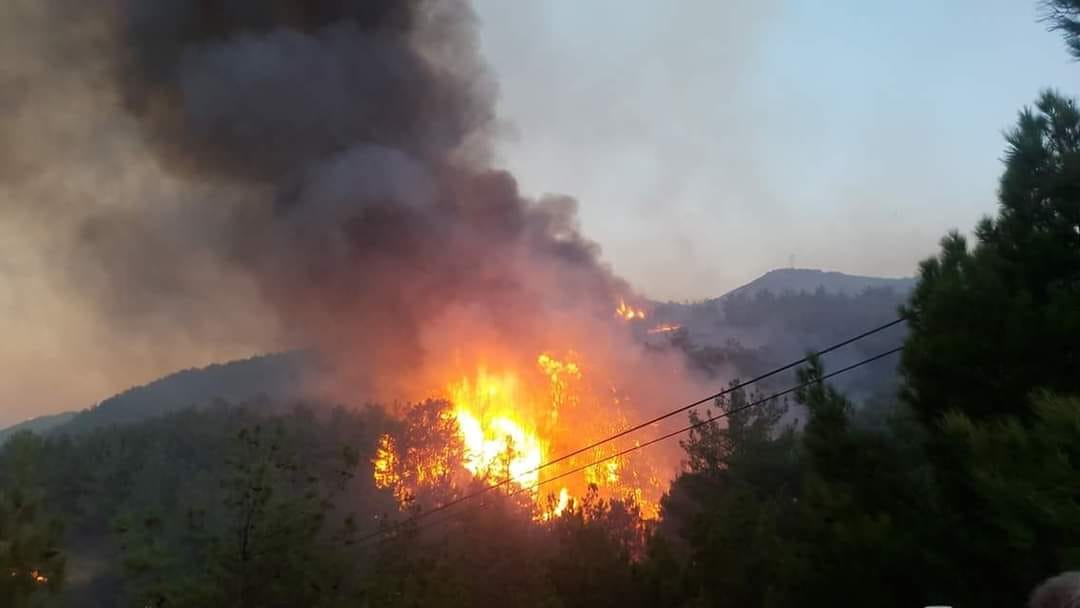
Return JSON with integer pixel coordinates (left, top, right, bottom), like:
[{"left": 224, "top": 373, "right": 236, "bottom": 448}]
[
  {"left": 358, "top": 317, "right": 905, "bottom": 543},
  {"left": 362, "top": 343, "right": 904, "bottom": 546},
  {"left": 519, "top": 318, "right": 906, "bottom": 475}
]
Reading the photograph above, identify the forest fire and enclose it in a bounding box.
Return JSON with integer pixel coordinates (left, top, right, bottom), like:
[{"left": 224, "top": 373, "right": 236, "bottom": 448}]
[
  {"left": 647, "top": 323, "right": 683, "bottom": 334},
  {"left": 616, "top": 300, "right": 647, "bottom": 321},
  {"left": 373, "top": 349, "right": 665, "bottom": 521},
  {"left": 449, "top": 369, "right": 547, "bottom": 488}
]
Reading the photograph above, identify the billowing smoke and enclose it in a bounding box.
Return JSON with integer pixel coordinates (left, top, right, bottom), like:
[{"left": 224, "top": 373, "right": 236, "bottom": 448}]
[{"left": 1, "top": 0, "right": 700, "bottom": 415}]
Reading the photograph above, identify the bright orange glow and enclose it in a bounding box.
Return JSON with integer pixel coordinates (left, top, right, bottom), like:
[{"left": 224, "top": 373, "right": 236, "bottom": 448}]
[
  {"left": 373, "top": 434, "right": 404, "bottom": 500},
  {"left": 647, "top": 322, "right": 682, "bottom": 334},
  {"left": 615, "top": 300, "right": 646, "bottom": 321},
  {"left": 373, "top": 403, "right": 459, "bottom": 505},
  {"left": 450, "top": 370, "right": 545, "bottom": 487},
  {"left": 550, "top": 488, "right": 571, "bottom": 518},
  {"left": 373, "top": 351, "right": 664, "bottom": 521}
]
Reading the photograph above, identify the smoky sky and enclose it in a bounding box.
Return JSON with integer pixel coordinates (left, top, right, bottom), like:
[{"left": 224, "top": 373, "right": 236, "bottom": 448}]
[
  {"left": 0, "top": 0, "right": 649, "bottom": 424},
  {"left": 474, "top": 0, "right": 1077, "bottom": 300}
]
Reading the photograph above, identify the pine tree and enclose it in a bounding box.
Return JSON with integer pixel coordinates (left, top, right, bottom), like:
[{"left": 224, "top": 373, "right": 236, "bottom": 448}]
[
  {"left": 1045, "top": 0, "right": 1080, "bottom": 59},
  {"left": 0, "top": 432, "right": 65, "bottom": 607},
  {"left": 902, "top": 90, "right": 1080, "bottom": 424}
]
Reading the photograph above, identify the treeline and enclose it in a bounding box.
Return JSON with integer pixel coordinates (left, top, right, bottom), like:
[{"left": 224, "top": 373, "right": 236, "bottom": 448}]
[
  {"left": 1, "top": 402, "right": 397, "bottom": 607},
  {"left": 673, "top": 286, "right": 909, "bottom": 401}
]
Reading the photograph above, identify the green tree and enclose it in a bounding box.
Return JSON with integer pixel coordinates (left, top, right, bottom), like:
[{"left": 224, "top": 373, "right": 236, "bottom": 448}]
[
  {"left": 663, "top": 384, "right": 802, "bottom": 607},
  {"left": 124, "top": 418, "right": 362, "bottom": 608},
  {"left": 361, "top": 486, "right": 548, "bottom": 608},
  {"left": 793, "top": 357, "right": 946, "bottom": 608},
  {"left": 901, "top": 90, "right": 1080, "bottom": 425},
  {"left": 938, "top": 391, "right": 1080, "bottom": 605},
  {"left": 1045, "top": 0, "right": 1080, "bottom": 59},
  {"left": 0, "top": 432, "right": 65, "bottom": 607},
  {"left": 544, "top": 488, "right": 649, "bottom": 608}
]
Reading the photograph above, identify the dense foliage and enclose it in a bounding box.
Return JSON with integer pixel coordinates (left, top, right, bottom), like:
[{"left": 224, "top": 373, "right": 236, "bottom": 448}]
[
  {"left": 0, "top": 433, "right": 66, "bottom": 608},
  {"left": 901, "top": 90, "right": 1080, "bottom": 424}
]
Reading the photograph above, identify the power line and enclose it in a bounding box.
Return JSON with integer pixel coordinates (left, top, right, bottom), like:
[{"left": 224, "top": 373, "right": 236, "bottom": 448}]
[
  {"left": 361, "top": 343, "right": 904, "bottom": 546},
  {"left": 513, "top": 346, "right": 903, "bottom": 500},
  {"left": 358, "top": 317, "right": 905, "bottom": 543},
  {"left": 357, "top": 318, "right": 904, "bottom": 544},
  {"left": 518, "top": 318, "right": 905, "bottom": 475}
]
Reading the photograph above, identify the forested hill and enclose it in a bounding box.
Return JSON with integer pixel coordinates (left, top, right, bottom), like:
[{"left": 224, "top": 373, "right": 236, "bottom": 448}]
[
  {"left": 0, "top": 352, "right": 312, "bottom": 443},
  {"left": 646, "top": 269, "right": 914, "bottom": 401},
  {"left": 0, "top": 412, "right": 77, "bottom": 445},
  {"left": 0, "top": 269, "right": 915, "bottom": 443},
  {"left": 717, "top": 268, "right": 916, "bottom": 300}
]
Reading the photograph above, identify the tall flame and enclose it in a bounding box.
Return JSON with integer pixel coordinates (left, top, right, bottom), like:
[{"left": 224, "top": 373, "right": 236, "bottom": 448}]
[
  {"left": 449, "top": 370, "right": 546, "bottom": 487},
  {"left": 372, "top": 350, "right": 664, "bottom": 521}
]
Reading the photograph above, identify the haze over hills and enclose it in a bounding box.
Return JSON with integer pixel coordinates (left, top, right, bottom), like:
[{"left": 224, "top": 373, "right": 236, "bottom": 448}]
[{"left": 0, "top": 268, "right": 915, "bottom": 442}]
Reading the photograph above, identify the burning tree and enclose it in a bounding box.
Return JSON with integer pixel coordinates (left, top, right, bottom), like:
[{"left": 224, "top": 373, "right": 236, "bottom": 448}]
[{"left": 372, "top": 350, "right": 669, "bottom": 523}]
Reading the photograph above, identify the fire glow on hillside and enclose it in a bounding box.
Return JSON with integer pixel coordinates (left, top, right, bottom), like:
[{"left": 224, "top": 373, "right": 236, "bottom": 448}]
[{"left": 372, "top": 304, "right": 666, "bottom": 521}]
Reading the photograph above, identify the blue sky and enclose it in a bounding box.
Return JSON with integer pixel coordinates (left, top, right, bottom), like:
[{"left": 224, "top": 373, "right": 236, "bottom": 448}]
[{"left": 475, "top": 0, "right": 1078, "bottom": 300}]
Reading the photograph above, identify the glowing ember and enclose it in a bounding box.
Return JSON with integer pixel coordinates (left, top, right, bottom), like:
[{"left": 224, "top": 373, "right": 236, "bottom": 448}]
[
  {"left": 8, "top": 569, "right": 49, "bottom": 585},
  {"left": 647, "top": 323, "right": 682, "bottom": 334},
  {"left": 615, "top": 300, "right": 646, "bottom": 321}
]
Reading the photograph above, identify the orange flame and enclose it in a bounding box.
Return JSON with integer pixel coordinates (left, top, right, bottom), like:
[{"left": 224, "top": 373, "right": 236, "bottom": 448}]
[
  {"left": 449, "top": 369, "right": 546, "bottom": 487},
  {"left": 372, "top": 351, "right": 663, "bottom": 521},
  {"left": 646, "top": 322, "right": 682, "bottom": 334},
  {"left": 615, "top": 300, "right": 646, "bottom": 321},
  {"left": 8, "top": 569, "right": 49, "bottom": 585}
]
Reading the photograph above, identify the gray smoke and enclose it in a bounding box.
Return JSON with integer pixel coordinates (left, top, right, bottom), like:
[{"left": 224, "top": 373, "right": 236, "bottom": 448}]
[
  {"left": 116, "top": 0, "right": 491, "bottom": 180},
  {"left": 0, "top": 0, "right": 641, "bottom": 408}
]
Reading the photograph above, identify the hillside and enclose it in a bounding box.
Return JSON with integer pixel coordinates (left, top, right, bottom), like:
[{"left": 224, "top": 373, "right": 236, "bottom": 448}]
[
  {"left": 0, "top": 411, "right": 77, "bottom": 445},
  {"left": 647, "top": 268, "right": 914, "bottom": 401},
  {"left": 1, "top": 269, "right": 915, "bottom": 441},
  {"left": 719, "top": 268, "right": 915, "bottom": 300},
  {"left": 0, "top": 352, "right": 312, "bottom": 443}
]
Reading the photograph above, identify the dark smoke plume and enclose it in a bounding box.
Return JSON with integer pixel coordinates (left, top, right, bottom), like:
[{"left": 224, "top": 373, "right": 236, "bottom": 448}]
[
  {"left": 117, "top": 0, "right": 491, "bottom": 181},
  {"left": 1, "top": 0, "right": 644, "bottom": 402}
]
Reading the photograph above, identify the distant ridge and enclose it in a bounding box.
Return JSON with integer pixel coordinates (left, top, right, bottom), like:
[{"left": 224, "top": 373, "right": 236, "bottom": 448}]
[
  {"left": 0, "top": 411, "right": 78, "bottom": 445},
  {"left": 719, "top": 268, "right": 916, "bottom": 300},
  {"left": 0, "top": 352, "right": 311, "bottom": 443}
]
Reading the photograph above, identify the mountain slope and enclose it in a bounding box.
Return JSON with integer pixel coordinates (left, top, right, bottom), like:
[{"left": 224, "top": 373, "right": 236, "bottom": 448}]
[
  {"left": 2, "top": 269, "right": 917, "bottom": 440},
  {"left": 0, "top": 411, "right": 78, "bottom": 444},
  {"left": 647, "top": 268, "right": 914, "bottom": 402},
  {"left": 720, "top": 268, "right": 916, "bottom": 300},
  {"left": 0, "top": 352, "right": 312, "bottom": 442}
]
